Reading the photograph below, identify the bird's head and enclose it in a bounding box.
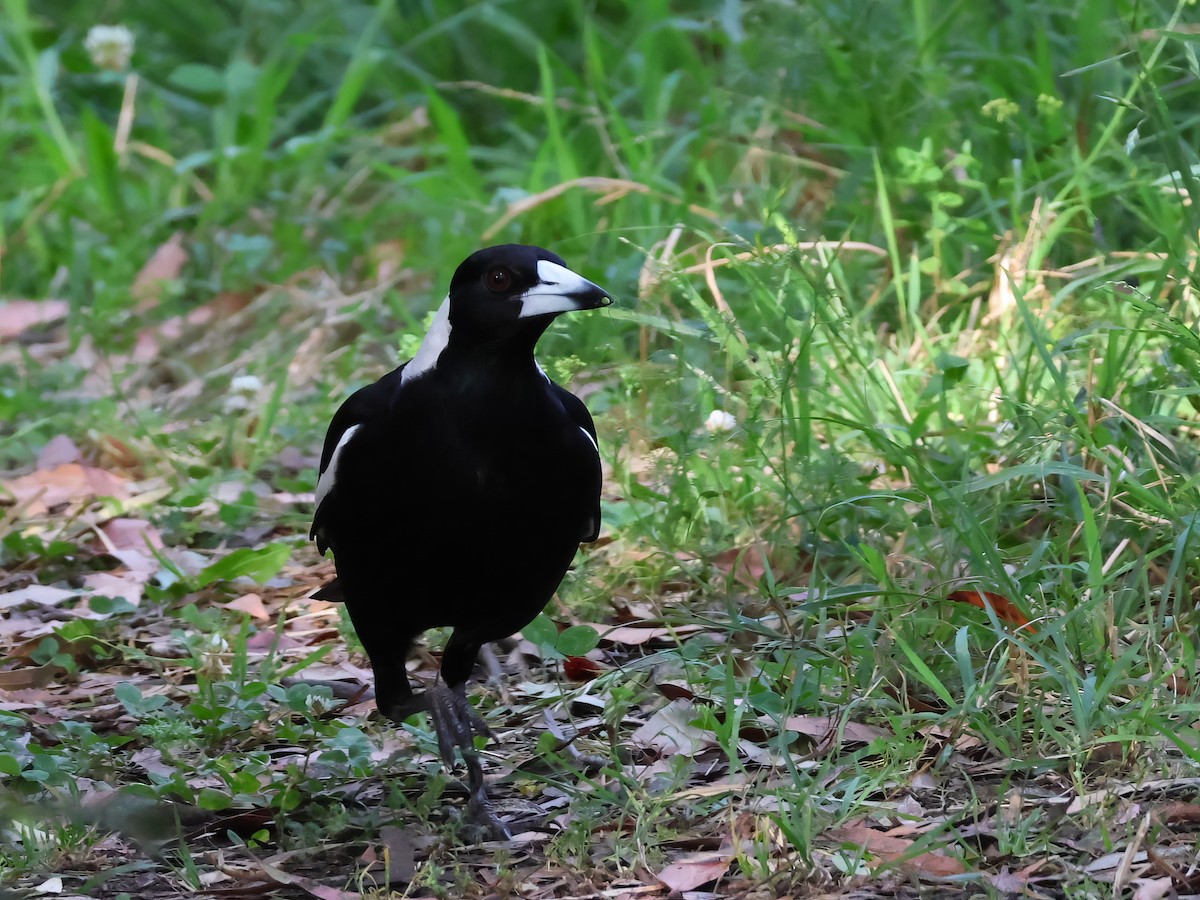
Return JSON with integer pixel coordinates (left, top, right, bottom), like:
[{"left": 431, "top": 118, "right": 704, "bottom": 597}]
[
  {"left": 447, "top": 244, "right": 611, "bottom": 333},
  {"left": 401, "top": 245, "right": 611, "bottom": 384}
]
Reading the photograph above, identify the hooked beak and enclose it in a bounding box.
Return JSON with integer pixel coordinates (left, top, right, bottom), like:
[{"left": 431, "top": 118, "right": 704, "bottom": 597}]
[{"left": 517, "top": 260, "right": 612, "bottom": 318}]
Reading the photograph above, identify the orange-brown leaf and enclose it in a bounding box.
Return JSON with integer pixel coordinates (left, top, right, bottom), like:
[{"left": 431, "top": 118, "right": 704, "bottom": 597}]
[
  {"left": 947, "top": 590, "right": 1035, "bottom": 633},
  {"left": 562, "top": 656, "right": 605, "bottom": 681}
]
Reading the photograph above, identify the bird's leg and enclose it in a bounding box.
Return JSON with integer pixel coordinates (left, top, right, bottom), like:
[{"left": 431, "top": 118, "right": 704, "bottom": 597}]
[
  {"left": 426, "top": 681, "right": 510, "bottom": 839},
  {"left": 428, "top": 632, "right": 511, "bottom": 839}
]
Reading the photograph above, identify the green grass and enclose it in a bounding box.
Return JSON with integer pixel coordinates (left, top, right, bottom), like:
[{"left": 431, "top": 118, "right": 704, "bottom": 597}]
[{"left": 3, "top": 0, "right": 1200, "bottom": 896}]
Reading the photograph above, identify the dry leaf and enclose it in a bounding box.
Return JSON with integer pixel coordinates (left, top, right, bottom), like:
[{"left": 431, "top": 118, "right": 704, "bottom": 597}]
[
  {"left": 0, "top": 299, "right": 69, "bottom": 339},
  {"left": 829, "top": 824, "right": 967, "bottom": 878},
  {"left": 563, "top": 656, "right": 605, "bottom": 681},
  {"left": 375, "top": 824, "right": 417, "bottom": 883},
  {"left": 36, "top": 435, "right": 82, "bottom": 469},
  {"left": 946, "top": 589, "right": 1035, "bottom": 633},
  {"left": 1132, "top": 877, "right": 1174, "bottom": 900},
  {"left": 593, "top": 623, "right": 706, "bottom": 646},
  {"left": 83, "top": 571, "right": 146, "bottom": 606},
  {"left": 1, "top": 463, "right": 129, "bottom": 516},
  {"left": 256, "top": 855, "right": 364, "bottom": 899},
  {"left": 224, "top": 593, "right": 270, "bottom": 620},
  {"left": 101, "top": 517, "right": 164, "bottom": 551},
  {"left": 656, "top": 850, "right": 734, "bottom": 892},
  {"left": 783, "top": 715, "right": 888, "bottom": 744},
  {"left": 0, "top": 663, "right": 65, "bottom": 690},
  {"left": 132, "top": 232, "right": 188, "bottom": 310},
  {"left": 631, "top": 700, "right": 713, "bottom": 757},
  {"left": 0, "top": 584, "right": 77, "bottom": 608},
  {"left": 988, "top": 868, "right": 1028, "bottom": 893},
  {"left": 1155, "top": 801, "right": 1200, "bottom": 825},
  {"left": 711, "top": 544, "right": 770, "bottom": 586}
]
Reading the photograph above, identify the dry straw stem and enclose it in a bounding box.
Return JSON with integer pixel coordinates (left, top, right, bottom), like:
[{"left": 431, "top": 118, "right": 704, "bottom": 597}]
[
  {"left": 482, "top": 176, "right": 720, "bottom": 240},
  {"left": 680, "top": 240, "right": 888, "bottom": 351},
  {"left": 986, "top": 195, "right": 1052, "bottom": 324}
]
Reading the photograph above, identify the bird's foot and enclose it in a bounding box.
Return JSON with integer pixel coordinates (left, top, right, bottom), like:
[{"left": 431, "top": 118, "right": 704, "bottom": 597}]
[
  {"left": 465, "top": 781, "right": 511, "bottom": 841},
  {"left": 425, "top": 683, "right": 510, "bottom": 840},
  {"left": 426, "top": 682, "right": 493, "bottom": 765}
]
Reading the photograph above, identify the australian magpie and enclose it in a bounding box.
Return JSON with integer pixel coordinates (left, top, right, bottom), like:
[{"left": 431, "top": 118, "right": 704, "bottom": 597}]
[{"left": 311, "top": 244, "right": 610, "bottom": 835}]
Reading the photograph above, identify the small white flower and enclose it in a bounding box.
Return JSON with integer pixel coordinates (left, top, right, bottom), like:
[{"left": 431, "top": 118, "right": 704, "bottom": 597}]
[
  {"left": 84, "top": 25, "right": 135, "bottom": 71},
  {"left": 230, "top": 375, "right": 263, "bottom": 396},
  {"left": 305, "top": 693, "right": 337, "bottom": 717},
  {"left": 705, "top": 410, "right": 737, "bottom": 434},
  {"left": 222, "top": 394, "right": 253, "bottom": 415}
]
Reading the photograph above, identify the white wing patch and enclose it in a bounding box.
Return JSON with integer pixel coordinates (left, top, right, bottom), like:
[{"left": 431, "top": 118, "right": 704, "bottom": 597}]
[
  {"left": 578, "top": 425, "right": 598, "bottom": 452},
  {"left": 401, "top": 295, "right": 451, "bottom": 384},
  {"left": 314, "top": 423, "right": 362, "bottom": 509}
]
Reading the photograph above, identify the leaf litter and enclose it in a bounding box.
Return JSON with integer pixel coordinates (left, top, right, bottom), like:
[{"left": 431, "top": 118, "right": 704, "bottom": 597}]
[{"left": 2, "top": 276, "right": 1200, "bottom": 899}]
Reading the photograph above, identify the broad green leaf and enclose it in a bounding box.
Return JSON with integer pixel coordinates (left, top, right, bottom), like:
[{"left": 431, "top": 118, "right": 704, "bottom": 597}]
[
  {"left": 556, "top": 625, "right": 600, "bottom": 657},
  {"left": 521, "top": 614, "right": 558, "bottom": 649},
  {"left": 168, "top": 63, "right": 225, "bottom": 95},
  {"left": 198, "top": 543, "right": 291, "bottom": 587},
  {"left": 198, "top": 788, "right": 233, "bottom": 811}
]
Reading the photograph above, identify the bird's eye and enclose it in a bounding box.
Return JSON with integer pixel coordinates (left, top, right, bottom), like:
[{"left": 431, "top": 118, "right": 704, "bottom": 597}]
[{"left": 485, "top": 267, "right": 513, "bottom": 292}]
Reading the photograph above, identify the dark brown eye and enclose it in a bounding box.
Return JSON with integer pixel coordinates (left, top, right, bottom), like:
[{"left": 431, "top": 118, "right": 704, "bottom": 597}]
[{"left": 485, "top": 266, "right": 513, "bottom": 292}]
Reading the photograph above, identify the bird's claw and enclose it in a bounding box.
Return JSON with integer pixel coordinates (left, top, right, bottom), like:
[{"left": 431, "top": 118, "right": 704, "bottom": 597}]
[
  {"left": 427, "top": 682, "right": 491, "bottom": 766},
  {"left": 425, "top": 683, "right": 509, "bottom": 839},
  {"left": 467, "top": 783, "right": 512, "bottom": 841}
]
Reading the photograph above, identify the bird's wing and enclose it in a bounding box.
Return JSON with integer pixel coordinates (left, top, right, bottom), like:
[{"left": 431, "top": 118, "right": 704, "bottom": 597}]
[
  {"left": 552, "top": 384, "right": 603, "bottom": 542},
  {"left": 310, "top": 363, "right": 407, "bottom": 554}
]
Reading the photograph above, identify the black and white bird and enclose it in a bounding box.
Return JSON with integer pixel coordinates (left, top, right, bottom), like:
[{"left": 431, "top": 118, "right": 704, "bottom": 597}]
[{"left": 310, "top": 244, "right": 610, "bottom": 834}]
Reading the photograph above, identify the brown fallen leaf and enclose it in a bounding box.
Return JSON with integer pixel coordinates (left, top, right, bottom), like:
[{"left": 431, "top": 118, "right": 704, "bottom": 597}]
[
  {"left": 783, "top": 715, "right": 889, "bottom": 744},
  {"left": 224, "top": 593, "right": 270, "bottom": 620},
  {"left": 0, "top": 663, "right": 66, "bottom": 691},
  {"left": 563, "top": 656, "right": 606, "bottom": 681},
  {"left": 1154, "top": 801, "right": 1200, "bottom": 826},
  {"left": 361, "top": 824, "right": 417, "bottom": 884},
  {"left": 711, "top": 543, "right": 770, "bottom": 587},
  {"left": 946, "top": 589, "right": 1036, "bottom": 633},
  {"left": 36, "top": 435, "right": 82, "bottom": 469},
  {"left": 1132, "top": 877, "right": 1175, "bottom": 900},
  {"left": 94, "top": 434, "right": 142, "bottom": 472},
  {"left": 631, "top": 699, "right": 714, "bottom": 757},
  {"left": 82, "top": 570, "right": 146, "bottom": 606},
  {"left": 656, "top": 849, "right": 734, "bottom": 892},
  {"left": 101, "top": 517, "right": 164, "bottom": 551},
  {"left": 0, "top": 299, "right": 70, "bottom": 339},
  {"left": 132, "top": 231, "right": 188, "bottom": 310},
  {"left": 0, "top": 584, "right": 77, "bottom": 609},
  {"left": 591, "top": 623, "right": 707, "bottom": 646},
  {"left": 829, "top": 824, "right": 967, "bottom": 878},
  {"left": 255, "top": 855, "right": 365, "bottom": 899},
  {"left": 1, "top": 463, "right": 129, "bottom": 516}
]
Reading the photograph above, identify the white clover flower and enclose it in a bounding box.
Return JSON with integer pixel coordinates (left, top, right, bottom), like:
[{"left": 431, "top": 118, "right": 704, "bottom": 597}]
[
  {"left": 305, "top": 693, "right": 337, "bottom": 717},
  {"left": 222, "top": 394, "right": 253, "bottom": 415},
  {"left": 705, "top": 410, "right": 737, "bottom": 434},
  {"left": 230, "top": 374, "right": 264, "bottom": 396},
  {"left": 84, "top": 25, "right": 135, "bottom": 71}
]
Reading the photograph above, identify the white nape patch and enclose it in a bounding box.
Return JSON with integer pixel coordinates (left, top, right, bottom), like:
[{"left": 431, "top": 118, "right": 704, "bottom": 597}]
[
  {"left": 578, "top": 426, "right": 598, "bottom": 453},
  {"left": 314, "top": 424, "right": 362, "bottom": 508},
  {"left": 401, "top": 295, "right": 451, "bottom": 384},
  {"left": 518, "top": 260, "right": 607, "bottom": 318}
]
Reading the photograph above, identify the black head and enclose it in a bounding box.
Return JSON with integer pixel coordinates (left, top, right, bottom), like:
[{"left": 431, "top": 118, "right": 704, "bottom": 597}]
[
  {"left": 400, "top": 245, "right": 612, "bottom": 384},
  {"left": 446, "top": 245, "right": 611, "bottom": 335}
]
